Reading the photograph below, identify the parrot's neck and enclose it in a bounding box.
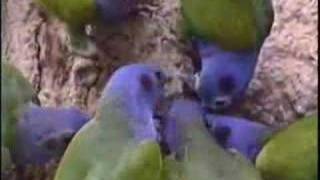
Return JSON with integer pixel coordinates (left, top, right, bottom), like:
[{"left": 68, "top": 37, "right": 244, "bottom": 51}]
[
  {"left": 182, "top": 119, "right": 224, "bottom": 161},
  {"left": 98, "top": 89, "right": 158, "bottom": 142},
  {"left": 196, "top": 40, "right": 257, "bottom": 59}
]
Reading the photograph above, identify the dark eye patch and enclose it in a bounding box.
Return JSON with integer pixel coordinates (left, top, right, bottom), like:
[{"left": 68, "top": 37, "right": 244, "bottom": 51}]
[
  {"left": 140, "top": 73, "right": 153, "bottom": 91},
  {"left": 43, "top": 138, "right": 58, "bottom": 150},
  {"left": 218, "top": 75, "right": 235, "bottom": 94}
]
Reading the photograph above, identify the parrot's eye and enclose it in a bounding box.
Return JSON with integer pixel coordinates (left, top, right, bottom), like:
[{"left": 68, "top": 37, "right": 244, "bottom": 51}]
[
  {"left": 218, "top": 75, "right": 235, "bottom": 94},
  {"left": 140, "top": 73, "right": 154, "bottom": 91},
  {"left": 43, "top": 138, "right": 58, "bottom": 150}
]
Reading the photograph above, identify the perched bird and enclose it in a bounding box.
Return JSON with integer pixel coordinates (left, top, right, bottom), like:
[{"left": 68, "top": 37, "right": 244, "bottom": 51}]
[
  {"left": 1, "top": 62, "right": 35, "bottom": 171},
  {"left": 35, "top": 0, "right": 138, "bottom": 56},
  {"left": 195, "top": 41, "right": 259, "bottom": 110},
  {"left": 204, "top": 114, "right": 274, "bottom": 162},
  {"left": 181, "top": 0, "right": 274, "bottom": 110},
  {"left": 12, "top": 104, "right": 90, "bottom": 167},
  {"left": 256, "top": 115, "right": 318, "bottom": 180},
  {"left": 54, "top": 64, "right": 167, "bottom": 180},
  {"left": 162, "top": 98, "right": 263, "bottom": 180}
]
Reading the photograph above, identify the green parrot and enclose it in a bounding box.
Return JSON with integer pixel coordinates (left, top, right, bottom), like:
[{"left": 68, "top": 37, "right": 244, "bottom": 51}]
[
  {"left": 54, "top": 64, "right": 168, "bottom": 180},
  {"left": 35, "top": 0, "right": 138, "bottom": 56},
  {"left": 162, "top": 98, "right": 263, "bottom": 180},
  {"left": 181, "top": 0, "right": 274, "bottom": 111},
  {"left": 1, "top": 62, "right": 35, "bottom": 171},
  {"left": 256, "top": 115, "right": 318, "bottom": 180}
]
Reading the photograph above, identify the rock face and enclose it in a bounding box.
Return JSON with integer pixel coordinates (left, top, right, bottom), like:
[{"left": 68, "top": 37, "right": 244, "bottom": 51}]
[
  {"left": 3, "top": 0, "right": 318, "bottom": 127},
  {"left": 240, "top": 0, "right": 318, "bottom": 127}
]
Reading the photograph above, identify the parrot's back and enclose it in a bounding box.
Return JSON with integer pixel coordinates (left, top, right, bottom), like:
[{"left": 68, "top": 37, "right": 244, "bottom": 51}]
[
  {"left": 1, "top": 62, "right": 34, "bottom": 149},
  {"left": 164, "top": 99, "right": 263, "bottom": 180},
  {"left": 182, "top": 120, "right": 262, "bottom": 180},
  {"left": 256, "top": 116, "right": 318, "bottom": 180},
  {"left": 36, "top": 0, "right": 97, "bottom": 28},
  {"left": 55, "top": 64, "right": 166, "bottom": 180},
  {"left": 54, "top": 106, "right": 135, "bottom": 180},
  {"left": 182, "top": 0, "right": 274, "bottom": 50}
]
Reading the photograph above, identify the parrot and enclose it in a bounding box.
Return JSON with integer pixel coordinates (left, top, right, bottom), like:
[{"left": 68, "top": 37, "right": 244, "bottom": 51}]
[
  {"left": 181, "top": 0, "right": 274, "bottom": 111},
  {"left": 162, "top": 98, "right": 263, "bottom": 180},
  {"left": 256, "top": 115, "right": 318, "bottom": 180},
  {"left": 195, "top": 41, "right": 259, "bottom": 111},
  {"left": 1, "top": 62, "right": 35, "bottom": 171},
  {"left": 12, "top": 104, "right": 90, "bottom": 168},
  {"left": 35, "top": 0, "right": 138, "bottom": 56},
  {"left": 54, "top": 64, "right": 167, "bottom": 180},
  {"left": 204, "top": 113, "right": 275, "bottom": 162}
]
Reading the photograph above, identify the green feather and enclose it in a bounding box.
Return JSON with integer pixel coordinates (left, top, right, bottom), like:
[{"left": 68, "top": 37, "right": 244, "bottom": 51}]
[
  {"left": 54, "top": 94, "right": 162, "bottom": 180},
  {"left": 181, "top": 0, "right": 274, "bottom": 50},
  {"left": 1, "top": 62, "right": 34, "bottom": 172},
  {"left": 35, "top": 0, "right": 97, "bottom": 29},
  {"left": 1, "top": 62, "right": 34, "bottom": 150},
  {"left": 179, "top": 118, "right": 262, "bottom": 180},
  {"left": 256, "top": 116, "right": 318, "bottom": 180},
  {"left": 160, "top": 156, "right": 184, "bottom": 180}
]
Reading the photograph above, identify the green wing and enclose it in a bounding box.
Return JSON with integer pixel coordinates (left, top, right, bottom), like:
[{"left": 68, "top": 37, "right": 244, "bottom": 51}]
[
  {"left": 35, "top": 0, "right": 97, "bottom": 29},
  {"left": 256, "top": 116, "right": 318, "bottom": 180},
  {"left": 160, "top": 155, "right": 185, "bottom": 180},
  {"left": 55, "top": 103, "right": 163, "bottom": 180},
  {"left": 181, "top": 120, "right": 262, "bottom": 180},
  {"left": 182, "top": 0, "right": 274, "bottom": 50},
  {"left": 1, "top": 62, "right": 34, "bottom": 149},
  {"left": 111, "top": 141, "right": 162, "bottom": 180},
  {"left": 1, "top": 62, "right": 34, "bottom": 171},
  {"left": 54, "top": 119, "right": 97, "bottom": 180}
]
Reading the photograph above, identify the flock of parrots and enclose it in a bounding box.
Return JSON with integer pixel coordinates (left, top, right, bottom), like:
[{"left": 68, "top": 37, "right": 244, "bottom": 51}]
[{"left": 1, "top": 0, "right": 318, "bottom": 179}]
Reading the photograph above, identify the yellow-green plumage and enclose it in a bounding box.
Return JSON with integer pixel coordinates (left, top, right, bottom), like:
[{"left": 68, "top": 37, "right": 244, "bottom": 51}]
[
  {"left": 256, "top": 116, "right": 318, "bottom": 180},
  {"left": 181, "top": 119, "right": 263, "bottom": 180},
  {"left": 54, "top": 74, "right": 163, "bottom": 180},
  {"left": 182, "top": 0, "right": 274, "bottom": 50},
  {"left": 163, "top": 99, "right": 263, "bottom": 180},
  {"left": 36, "top": 0, "right": 97, "bottom": 29},
  {"left": 160, "top": 156, "right": 184, "bottom": 180},
  {"left": 55, "top": 112, "right": 162, "bottom": 180},
  {"left": 1, "top": 62, "right": 34, "bottom": 149},
  {"left": 35, "top": 0, "right": 99, "bottom": 52},
  {"left": 1, "top": 62, "right": 34, "bottom": 170}
]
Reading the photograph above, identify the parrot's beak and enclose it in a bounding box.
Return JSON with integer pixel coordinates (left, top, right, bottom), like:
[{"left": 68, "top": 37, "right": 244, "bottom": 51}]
[
  {"left": 201, "top": 96, "right": 232, "bottom": 114},
  {"left": 211, "top": 96, "right": 232, "bottom": 111}
]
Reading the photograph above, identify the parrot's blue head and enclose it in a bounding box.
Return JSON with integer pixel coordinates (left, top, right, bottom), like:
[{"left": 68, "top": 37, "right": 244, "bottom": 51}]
[
  {"left": 195, "top": 40, "right": 259, "bottom": 111},
  {"left": 103, "top": 64, "right": 167, "bottom": 112},
  {"left": 204, "top": 114, "right": 274, "bottom": 162},
  {"left": 101, "top": 64, "right": 168, "bottom": 142}
]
